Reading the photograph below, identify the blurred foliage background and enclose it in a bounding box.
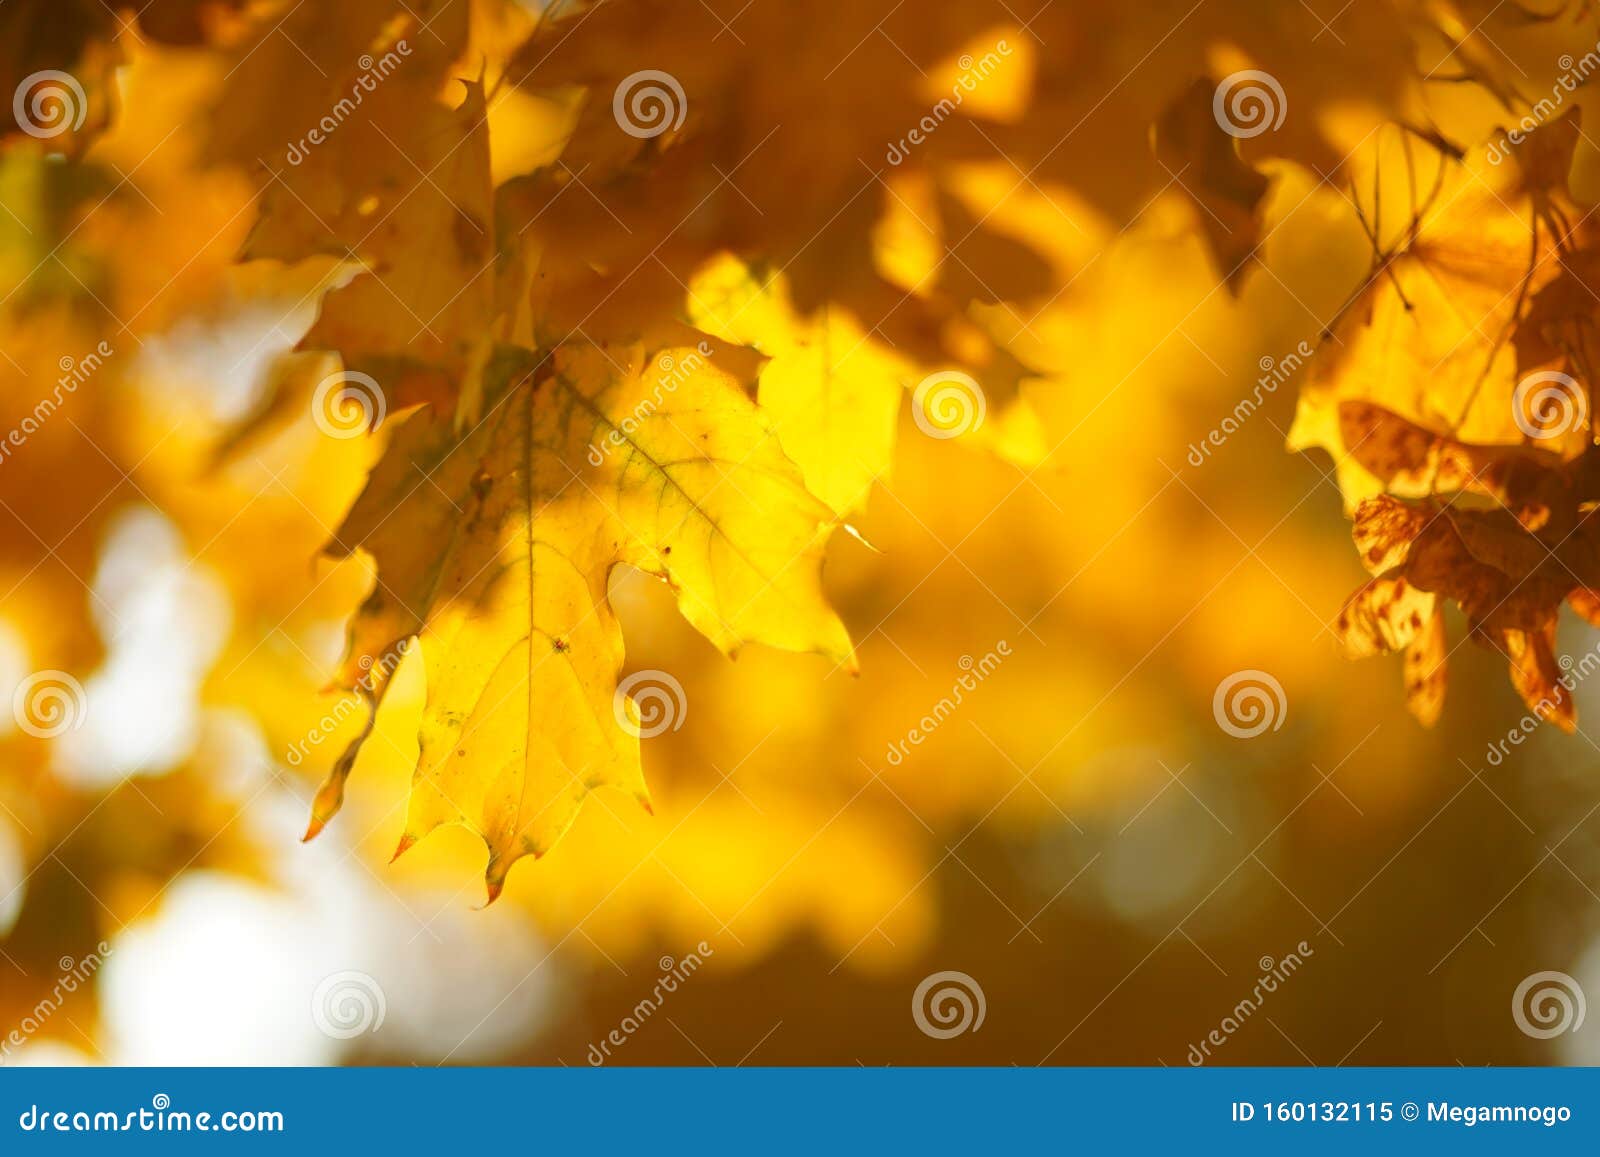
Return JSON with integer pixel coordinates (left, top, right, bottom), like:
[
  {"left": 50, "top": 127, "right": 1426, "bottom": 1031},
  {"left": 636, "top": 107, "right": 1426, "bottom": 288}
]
[{"left": 5, "top": 0, "right": 1600, "bottom": 1066}]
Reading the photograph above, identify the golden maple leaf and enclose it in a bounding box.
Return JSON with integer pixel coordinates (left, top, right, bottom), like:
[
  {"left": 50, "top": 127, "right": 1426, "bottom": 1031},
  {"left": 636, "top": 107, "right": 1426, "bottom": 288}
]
[{"left": 307, "top": 340, "right": 853, "bottom": 898}]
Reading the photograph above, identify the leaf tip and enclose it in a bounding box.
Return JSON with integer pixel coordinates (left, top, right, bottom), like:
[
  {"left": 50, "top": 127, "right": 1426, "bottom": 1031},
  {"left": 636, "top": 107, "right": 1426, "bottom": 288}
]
[
  {"left": 302, "top": 765, "right": 352, "bottom": 843},
  {"left": 840, "top": 522, "right": 881, "bottom": 554},
  {"left": 481, "top": 858, "right": 511, "bottom": 907}
]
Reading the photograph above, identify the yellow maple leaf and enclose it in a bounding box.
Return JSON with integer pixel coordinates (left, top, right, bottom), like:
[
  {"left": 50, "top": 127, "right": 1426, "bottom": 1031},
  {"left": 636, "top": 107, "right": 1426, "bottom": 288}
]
[
  {"left": 687, "top": 255, "right": 911, "bottom": 517},
  {"left": 308, "top": 340, "right": 854, "bottom": 898}
]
